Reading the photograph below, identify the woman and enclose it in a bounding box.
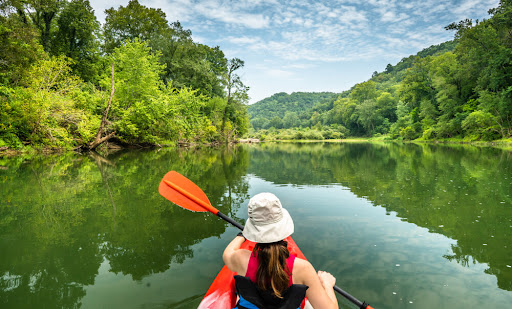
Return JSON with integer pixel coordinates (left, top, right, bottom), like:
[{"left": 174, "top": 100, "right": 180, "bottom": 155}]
[{"left": 223, "top": 192, "right": 339, "bottom": 309}]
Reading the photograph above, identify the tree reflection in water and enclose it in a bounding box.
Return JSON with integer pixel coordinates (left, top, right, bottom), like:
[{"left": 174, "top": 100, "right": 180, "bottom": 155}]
[{"left": 0, "top": 145, "right": 250, "bottom": 308}]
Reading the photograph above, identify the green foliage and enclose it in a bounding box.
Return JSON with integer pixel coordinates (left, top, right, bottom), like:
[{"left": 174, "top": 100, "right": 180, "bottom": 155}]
[
  {"left": 25, "top": 0, "right": 63, "bottom": 52},
  {"left": 108, "top": 39, "right": 165, "bottom": 110},
  {"left": 51, "top": 0, "right": 101, "bottom": 82},
  {"left": 0, "top": 0, "right": 249, "bottom": 150},
  {"left": 282, "top": 111, "right": 299, "bottom": 128},
  {"left": 268, "top": 115, "right": 283, "bottom": 129},
  {"left": 351, "top": 80, "right": 378, "bottom": 103},
  {"left": 5, "top": 56, "right": 97, "bottom": 147},
  {"left": 103, "top": 0, "right": 169, "bottom": 53},
  {"left": 248, "top": 125, "right": 346, "bottom": 141},
  {"left": 355, "top": 99, "right": 382, "bottom": 135},
  {"left": 248, "top": 92, "right": 336, "bottom": 120},
  {"left": 5, "top": 0, "right": 512, "bottom": 148},
  {"left": 0, "top": 12, "right": 45, "bottom": 84},
  {"left": 461, "top": 110, "right": 499, "bottom": 140}
]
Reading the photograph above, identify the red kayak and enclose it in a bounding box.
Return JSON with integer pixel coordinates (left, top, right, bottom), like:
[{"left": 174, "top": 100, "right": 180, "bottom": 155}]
[{"left": 198, "top": 236, "right": 312, "bottom": 309}]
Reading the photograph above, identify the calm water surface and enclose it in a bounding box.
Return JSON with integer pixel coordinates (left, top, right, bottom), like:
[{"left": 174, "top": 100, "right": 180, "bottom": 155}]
[{"left": 0, "top": 142, "right": 511, "bottom": 308}]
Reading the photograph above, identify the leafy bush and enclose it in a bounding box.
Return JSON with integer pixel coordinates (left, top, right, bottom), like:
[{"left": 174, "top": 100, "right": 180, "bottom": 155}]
[
  {"left": 462, "top": 111, "right": 499, "bottom": 141},
  {"left": 422, "top": 127, "right": 436, "bottom": 140},
  {"left": 303, "top": 130, "right": 324, "bottom": 140},
  {"left": 400, "top": 126, "right": 417, "bottom": 140}
]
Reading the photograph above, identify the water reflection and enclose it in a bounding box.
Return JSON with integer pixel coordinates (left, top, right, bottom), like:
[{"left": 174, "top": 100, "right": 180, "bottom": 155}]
[
  {"left": 0, "top": 146, "right": 250, "bottom": 308},
  {"left": 248, "top": 142, "right": 512, "bottom": 292},
  {"left": 1, "top": 142, "right": 511, "bottom": 308}
]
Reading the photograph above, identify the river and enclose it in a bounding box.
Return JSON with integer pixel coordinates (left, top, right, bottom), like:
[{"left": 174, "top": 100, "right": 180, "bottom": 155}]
[{"left": 0, "top": 142, "right": 511, "bottom": 308}]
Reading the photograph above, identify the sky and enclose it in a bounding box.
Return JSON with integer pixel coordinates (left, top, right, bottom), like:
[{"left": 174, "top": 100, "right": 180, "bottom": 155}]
[{"left": 89, "top": 0, "right": 499, "bottom": 104}]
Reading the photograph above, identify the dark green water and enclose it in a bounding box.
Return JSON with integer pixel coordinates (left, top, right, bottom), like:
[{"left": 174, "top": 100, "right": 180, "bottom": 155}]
[{"left": 1, "top": 142, "right": 511, "bottom": 308}]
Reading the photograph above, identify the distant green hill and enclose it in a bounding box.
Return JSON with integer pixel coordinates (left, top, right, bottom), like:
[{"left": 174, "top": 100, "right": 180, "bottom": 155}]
[
  {"left": 248, "top": 92, "right": 337, "bottom": 130},
  {"left": 248, "top": 40, "right": 457, "bottom": 133},
  {"left": 248, "top": 92, "right": 336, "bottom": 118}
]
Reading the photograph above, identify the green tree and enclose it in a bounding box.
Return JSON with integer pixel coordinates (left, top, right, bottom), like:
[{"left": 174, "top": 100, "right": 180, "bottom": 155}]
[
  {"left": 250, "top": 117, "right": 269, "bottom": 130},
  {"left": 106, "top": 39, "right": 166, "bottom": 143},
  {"left": 398, "top": 56, "right": 436, "bottom": 110},
  {"left": 461, "top": 110, "right": 498, "bottom": 140},
  {"left": 351, "top": 80, "right": 378, "bottom": 103},
  {"left": 24, "top": 0, "right": 63, "bottom": 52},
  {"left": 52, "top": 0, "right": 101, "bottom": 82},
  {"left": 376, "top": 91, "right": 397, "bottom": 123},
  {"left": 268, "top": 115, "right": 283, "bottom": 129},
  {"left": 221, "top": 57, "right": 248, "bottom": 140},
  {"left": 0, "top": 8, "right": 44, "bottom": 84},
  {"left": 419, "top": 99, "right": 438, "bottom": 130},
  {"left": 18, "top": 55, "right": 96, "bottom": 146},
  {"left": 446, "top": 1, "right": 512, "bottom": 138},
  {"left": 103, "top": 0, "right": 169, "bottom": 53},
  {"left": 282, "top": 111, "right": 299, "bottom": 128},
  {"left": 478, "top": 90, "right": 512, "bottom": 137},
  {"left": 355, "top": 99, "right": 382, "bottom": 135},
  {"left": 389, "top": 101, "right": 411, "bottom": 139}
]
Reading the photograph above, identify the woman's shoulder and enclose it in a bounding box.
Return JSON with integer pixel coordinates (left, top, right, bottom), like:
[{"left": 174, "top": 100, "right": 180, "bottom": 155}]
[
  {"left": 292, "top": 257, "right": 316, "bottom": 285},
  {"left": 293, "top": 256, "right": 314, "bottom": 270},
  {"left": 232, "top": 248, "right": 252, "bottom": 262},
  {"left": 230, "top": 249, "right": 252, "bottom": 274}
]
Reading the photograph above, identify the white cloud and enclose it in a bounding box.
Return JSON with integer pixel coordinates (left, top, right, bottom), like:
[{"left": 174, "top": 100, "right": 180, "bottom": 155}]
[
  {"left": 337, "top": 5, "right": 368, "bottom": 26},
  {"left": 226, "top": 36, "right": 262, "bottom": 45},
  {"left": 194, "top": 1, "right": 270, "bottom": 29},
  {"left": 88, "top": 0, "right": 503, "bottom": 103},
  {"left": 453, "top": 0, "right": 493, "bottom": 16}
]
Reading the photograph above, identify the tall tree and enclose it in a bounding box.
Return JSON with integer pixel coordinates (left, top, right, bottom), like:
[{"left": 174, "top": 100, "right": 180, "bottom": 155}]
[
  {"left": 26, "top": 0, "right": 64, "bottom": 52},
  {"left": 52, "top": 0, "right": 101, "bottom": 82},
  {"left": 356, "top": 99, "right": 381, "bottom": 135},
  {"left": 221, "top": 58, "right": 248, "bottom": 139},
  {"left": 103, "top": 0, "right": 169, "bottom": 54},
  {"left": 350, "top": 80, "right": 378, "bottom": 103},
  {"left": 0, "top": 6, "right": 44, "bottom": 85}
]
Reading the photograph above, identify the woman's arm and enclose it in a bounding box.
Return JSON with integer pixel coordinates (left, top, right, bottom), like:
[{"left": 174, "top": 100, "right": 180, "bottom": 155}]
[
  {"left": 295, "top": 260, "right": 339, "bottom": 309},
  {"left": 222, "top": 235, "right": 248, "bottom": 274},
  {"left": 317, "top": 271, "right": 338, "bottom": 306}
]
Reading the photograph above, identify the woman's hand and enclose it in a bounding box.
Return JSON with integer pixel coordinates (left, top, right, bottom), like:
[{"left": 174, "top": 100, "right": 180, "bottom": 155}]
[{"left": 318, "top": 270, "right": 336, "bottom": 289}]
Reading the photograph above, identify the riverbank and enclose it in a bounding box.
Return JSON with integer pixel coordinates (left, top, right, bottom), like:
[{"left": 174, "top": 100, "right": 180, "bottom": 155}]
[
  {"left": 261, "top": 136, "right": 512, "bottom": 149},
  {"left": 0, "top": 138, "right": 250, "bottom": 157},
  {"left": 2, "top": 136, "right": 512, "bottom": 157}
]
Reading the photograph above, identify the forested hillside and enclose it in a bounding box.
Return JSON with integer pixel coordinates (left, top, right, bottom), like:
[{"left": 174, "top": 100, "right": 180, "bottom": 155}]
[
  {"left": 250, "top": 0, "right": 511, "bottom": 142},
  {"left": 248, "top": 92, "right": 336, "bottom": 130},
  {"left": 0, "top": 0, "right": 249, "bottom": 151}
]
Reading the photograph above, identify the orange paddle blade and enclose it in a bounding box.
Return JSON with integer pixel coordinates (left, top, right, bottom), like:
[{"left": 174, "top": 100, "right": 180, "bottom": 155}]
[{"left": 159, "top": 171, "right": 217, "bottom": 213}]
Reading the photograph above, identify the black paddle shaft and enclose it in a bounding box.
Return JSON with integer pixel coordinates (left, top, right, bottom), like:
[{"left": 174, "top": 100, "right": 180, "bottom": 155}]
[{"left": 217, "top": 211, "right": 244, "bottom": 230}]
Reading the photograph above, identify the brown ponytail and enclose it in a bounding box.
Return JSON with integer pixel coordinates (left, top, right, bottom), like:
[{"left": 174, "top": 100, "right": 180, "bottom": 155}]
[{"left": 254, "top": 240, "right": 290, "bottom": 298}]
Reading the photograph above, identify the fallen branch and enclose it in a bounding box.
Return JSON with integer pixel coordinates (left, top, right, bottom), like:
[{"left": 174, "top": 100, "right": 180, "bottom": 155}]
[{"left": 90, "top": 63, "right": 116, "bottom": 150}]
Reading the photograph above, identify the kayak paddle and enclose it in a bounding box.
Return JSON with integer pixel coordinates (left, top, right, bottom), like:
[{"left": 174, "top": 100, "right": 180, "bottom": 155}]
[{"left": 159, "top": 170, "right": 374, "bottom": 309}]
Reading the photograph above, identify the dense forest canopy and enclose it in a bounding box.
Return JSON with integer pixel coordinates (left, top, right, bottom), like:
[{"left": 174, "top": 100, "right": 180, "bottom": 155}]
[
  {"left": 248, "top": 92, "right": 337, "bottom": 130},
  {"left": 248, "top": 0, "right": 512, "bottom": 142},
  {"left": 0, "top": 0, "right": 249, "bottom": 150}
]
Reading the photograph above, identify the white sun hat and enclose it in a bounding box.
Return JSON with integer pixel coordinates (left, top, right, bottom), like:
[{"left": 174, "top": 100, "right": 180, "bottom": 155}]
[{"left": 242, "top": 192, "right": 294, "bottom": 243}]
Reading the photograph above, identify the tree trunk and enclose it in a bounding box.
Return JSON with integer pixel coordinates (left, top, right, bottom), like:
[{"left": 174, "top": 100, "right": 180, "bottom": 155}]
[
  {"left": 90, "top": 63, "right": 115, "bottom": 150},
  {"left": 221, "top": 83, "right": 231, "bottom": 142}
]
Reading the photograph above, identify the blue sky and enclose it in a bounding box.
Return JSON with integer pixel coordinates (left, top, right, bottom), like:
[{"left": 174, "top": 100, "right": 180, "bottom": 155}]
[{"left": 90, "top": 0, "right": 499, "bottom": 104}]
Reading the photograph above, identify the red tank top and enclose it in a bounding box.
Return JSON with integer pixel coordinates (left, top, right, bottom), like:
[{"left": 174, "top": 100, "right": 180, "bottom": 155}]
[{"left": 245, "top": 252, "right": 296, "bottom": 286}]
